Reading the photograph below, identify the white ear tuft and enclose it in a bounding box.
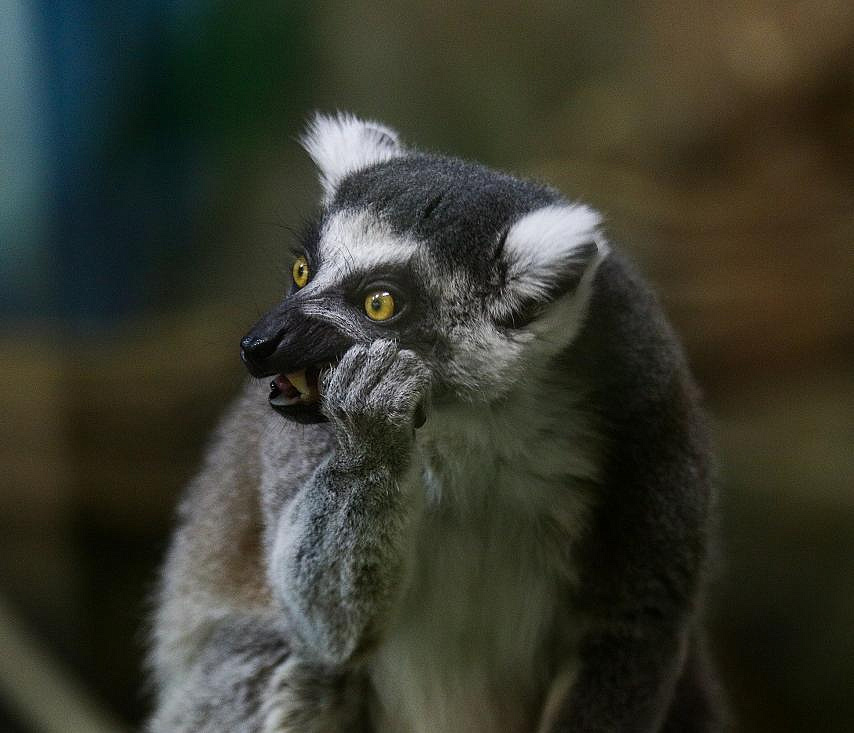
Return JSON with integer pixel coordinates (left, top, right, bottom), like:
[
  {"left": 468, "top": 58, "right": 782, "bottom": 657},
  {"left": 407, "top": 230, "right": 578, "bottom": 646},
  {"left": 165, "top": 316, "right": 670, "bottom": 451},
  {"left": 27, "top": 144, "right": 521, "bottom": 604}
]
[
  {"left": 300, "top": 112, "right": 405, "bottom": 204},
  {"left": 502, "top": 203, "right": 606, "bottom": 304}
]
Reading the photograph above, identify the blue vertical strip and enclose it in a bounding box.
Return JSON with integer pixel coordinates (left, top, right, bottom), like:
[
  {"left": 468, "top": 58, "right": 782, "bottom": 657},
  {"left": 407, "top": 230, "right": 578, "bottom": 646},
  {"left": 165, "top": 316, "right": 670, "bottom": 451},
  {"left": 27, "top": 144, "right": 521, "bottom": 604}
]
[
  {"left": 0, "top": 0, "right": 50, "bottom": 314},
  {"left": 8, "top": 1, "right": 312, "bottom": 328},
  {"left": 29, "top": 0, "right": 194, "bottom": 330},
  {"left": 38, "top": 0, "right": 108, "bottom": 324}
]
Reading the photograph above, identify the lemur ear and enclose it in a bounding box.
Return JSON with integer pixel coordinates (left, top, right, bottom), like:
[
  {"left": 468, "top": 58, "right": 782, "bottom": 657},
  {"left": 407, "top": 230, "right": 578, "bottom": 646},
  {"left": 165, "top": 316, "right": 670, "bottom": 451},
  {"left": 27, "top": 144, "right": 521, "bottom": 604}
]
[
  {"left": 494, "top": 203, "right": 608, "bottom": 331},
  {"left": 300, "top": 112, "right": 405, "bottom": 204}
]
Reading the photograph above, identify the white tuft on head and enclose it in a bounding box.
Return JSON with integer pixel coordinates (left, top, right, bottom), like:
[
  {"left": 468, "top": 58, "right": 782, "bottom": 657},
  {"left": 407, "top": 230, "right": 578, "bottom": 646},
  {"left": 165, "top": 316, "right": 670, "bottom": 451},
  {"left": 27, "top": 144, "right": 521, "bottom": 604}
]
[{"left": 300, "top": 112, "right": 405, "bottom": 204}]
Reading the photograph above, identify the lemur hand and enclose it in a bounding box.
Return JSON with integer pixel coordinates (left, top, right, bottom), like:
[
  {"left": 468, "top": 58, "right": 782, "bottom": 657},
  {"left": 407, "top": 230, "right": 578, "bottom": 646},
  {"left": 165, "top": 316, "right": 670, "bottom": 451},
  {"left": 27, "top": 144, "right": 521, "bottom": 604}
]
[{"left": 320, "top": 340, "right": 430, "bottom": 473}]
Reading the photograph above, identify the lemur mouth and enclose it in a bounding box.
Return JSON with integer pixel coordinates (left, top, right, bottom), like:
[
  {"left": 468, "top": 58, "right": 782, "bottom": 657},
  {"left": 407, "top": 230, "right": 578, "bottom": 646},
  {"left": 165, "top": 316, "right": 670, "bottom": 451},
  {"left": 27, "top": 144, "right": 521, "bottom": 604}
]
[{"left": 268, "top": 367, "right": 328, "bottom": 424}]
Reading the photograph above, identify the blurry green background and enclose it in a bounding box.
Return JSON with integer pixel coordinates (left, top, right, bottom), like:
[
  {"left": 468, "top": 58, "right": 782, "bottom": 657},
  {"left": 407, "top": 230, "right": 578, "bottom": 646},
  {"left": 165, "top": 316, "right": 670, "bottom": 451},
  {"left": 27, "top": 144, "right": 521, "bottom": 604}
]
[{"left": 1, "top": 1, "right": 852, "bottom": 731}]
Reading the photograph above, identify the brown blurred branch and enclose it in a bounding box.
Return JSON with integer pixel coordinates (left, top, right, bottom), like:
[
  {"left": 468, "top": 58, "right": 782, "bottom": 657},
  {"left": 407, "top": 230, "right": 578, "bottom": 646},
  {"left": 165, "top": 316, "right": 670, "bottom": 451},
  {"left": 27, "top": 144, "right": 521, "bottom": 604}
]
[{"left": 0, "top": 596, "right": 129, "bottom": 733}]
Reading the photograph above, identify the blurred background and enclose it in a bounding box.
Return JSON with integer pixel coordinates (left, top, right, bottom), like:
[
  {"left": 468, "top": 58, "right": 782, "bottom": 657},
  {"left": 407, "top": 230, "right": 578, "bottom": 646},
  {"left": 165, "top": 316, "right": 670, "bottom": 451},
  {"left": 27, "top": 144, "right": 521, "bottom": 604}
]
[{"left": 1, "top": 1, "right": 851, "bottom": 731}]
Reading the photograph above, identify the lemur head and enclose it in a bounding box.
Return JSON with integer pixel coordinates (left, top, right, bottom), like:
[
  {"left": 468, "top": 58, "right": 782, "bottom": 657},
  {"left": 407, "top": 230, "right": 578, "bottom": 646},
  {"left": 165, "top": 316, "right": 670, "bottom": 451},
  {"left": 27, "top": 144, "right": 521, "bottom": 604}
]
[{"left": 241, "top": 113, "right": 606, "bottom": 423}]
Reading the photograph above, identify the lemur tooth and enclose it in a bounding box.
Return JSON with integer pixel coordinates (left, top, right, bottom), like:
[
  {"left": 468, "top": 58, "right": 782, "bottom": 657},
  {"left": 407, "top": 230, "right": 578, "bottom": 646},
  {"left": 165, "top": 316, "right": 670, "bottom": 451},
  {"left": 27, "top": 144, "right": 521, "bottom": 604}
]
[{"left": 286, "top": 370, "right": 311, "bottom": 398}]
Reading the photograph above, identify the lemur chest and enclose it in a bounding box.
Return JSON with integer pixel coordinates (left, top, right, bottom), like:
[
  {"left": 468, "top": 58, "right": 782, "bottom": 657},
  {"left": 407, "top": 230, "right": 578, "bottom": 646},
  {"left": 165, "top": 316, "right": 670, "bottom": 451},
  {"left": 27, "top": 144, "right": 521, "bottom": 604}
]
[{"left": 368, "top": 463, "right": 586, "bottom": 733}]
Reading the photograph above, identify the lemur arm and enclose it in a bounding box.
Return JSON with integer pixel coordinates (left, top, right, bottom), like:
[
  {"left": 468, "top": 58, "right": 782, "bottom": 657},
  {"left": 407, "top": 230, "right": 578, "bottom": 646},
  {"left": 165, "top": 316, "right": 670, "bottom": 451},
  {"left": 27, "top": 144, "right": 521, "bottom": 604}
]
[
  {"left": 149, "top": 342, "right": 427, "bottom": 732},
  {"left": 149, "top": 611, "right": 374, "bottom": 732},
  {"left": 545, "top": 517, "right": 706, "bottom": 732},
  {"left": 148, "top": 423, "right": 370, "bottom": 731},
  {"left": 547, "top": 382, "right": 713, "bottom": 732},
  {"left": 268, "top": 340, "right": 428, "bottom": 667},
  {"left": 547, "top": 613, "right": 689, "bottom": 732},
  {"left": 269, "top": 453, "right": 414, "bottom": 668}
]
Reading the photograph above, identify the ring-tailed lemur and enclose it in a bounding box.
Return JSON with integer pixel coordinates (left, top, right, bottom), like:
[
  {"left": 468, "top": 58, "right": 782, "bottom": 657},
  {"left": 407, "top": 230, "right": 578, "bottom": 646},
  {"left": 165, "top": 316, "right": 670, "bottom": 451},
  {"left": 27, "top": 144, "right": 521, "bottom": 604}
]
[{"left": 148, "top": 113, "right": 723, "bottom": 732}]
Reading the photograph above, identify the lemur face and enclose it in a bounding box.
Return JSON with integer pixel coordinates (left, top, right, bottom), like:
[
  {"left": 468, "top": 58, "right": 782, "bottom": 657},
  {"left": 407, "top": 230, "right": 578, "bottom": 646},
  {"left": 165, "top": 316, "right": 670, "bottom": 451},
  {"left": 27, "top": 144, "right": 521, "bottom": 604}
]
[{"left": 240, "top": 114, "right": 605, "bottom": 423}]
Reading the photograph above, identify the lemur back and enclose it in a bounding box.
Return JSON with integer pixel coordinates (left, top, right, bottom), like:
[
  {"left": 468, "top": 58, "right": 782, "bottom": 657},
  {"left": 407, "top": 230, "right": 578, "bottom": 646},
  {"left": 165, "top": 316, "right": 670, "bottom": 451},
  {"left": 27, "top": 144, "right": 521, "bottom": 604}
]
[{"left": 148, "top": 113, "right": 723, "bottom": 732}]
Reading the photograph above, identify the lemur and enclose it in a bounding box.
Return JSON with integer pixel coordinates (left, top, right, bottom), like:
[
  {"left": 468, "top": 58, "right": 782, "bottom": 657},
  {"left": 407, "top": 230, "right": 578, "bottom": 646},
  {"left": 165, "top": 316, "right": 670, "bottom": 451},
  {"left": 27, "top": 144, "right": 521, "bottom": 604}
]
[{"left": 148, "top": 113, "right": 723, "bottom": 732}]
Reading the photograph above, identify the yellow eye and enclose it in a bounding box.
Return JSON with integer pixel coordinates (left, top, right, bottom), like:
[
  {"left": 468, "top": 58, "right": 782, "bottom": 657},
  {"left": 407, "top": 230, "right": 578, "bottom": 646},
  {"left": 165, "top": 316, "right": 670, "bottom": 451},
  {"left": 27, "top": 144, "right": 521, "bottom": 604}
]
[
  {"left": 364, "top": 291, "right": 395, "bottom": 321},
  {"left": 292, "top": 256, "right": 309, "bottom": 288}
]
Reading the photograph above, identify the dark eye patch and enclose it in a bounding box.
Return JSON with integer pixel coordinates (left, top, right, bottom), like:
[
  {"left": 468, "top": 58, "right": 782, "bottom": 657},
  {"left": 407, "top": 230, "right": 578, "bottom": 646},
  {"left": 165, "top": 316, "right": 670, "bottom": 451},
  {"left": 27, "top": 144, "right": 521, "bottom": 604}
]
[
  {"left": 341, "top": 266, "right": 417, "bottom": 303},
  {"left": 283, "top": 218, "right": 322, "bottom": 294},
  {"left": 283, "top": 219, "right": 321, "bottom": 267},
  {"left": 339, "top": 266, "right": 429, "bottom": 332}
]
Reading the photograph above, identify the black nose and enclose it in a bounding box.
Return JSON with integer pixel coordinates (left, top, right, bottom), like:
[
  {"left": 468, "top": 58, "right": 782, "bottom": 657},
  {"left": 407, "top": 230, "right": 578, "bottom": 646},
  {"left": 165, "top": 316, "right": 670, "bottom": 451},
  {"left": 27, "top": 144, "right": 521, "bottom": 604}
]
[{"left": 240, "top": 331, "right": 283, "bottom": 377}]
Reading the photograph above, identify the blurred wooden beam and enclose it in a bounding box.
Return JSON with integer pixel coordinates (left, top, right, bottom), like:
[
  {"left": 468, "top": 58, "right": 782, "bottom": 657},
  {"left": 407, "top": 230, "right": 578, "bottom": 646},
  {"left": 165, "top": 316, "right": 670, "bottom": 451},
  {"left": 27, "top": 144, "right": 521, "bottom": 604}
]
[{"left": 0, "top": 596, "right": 129, "bottom": 733}]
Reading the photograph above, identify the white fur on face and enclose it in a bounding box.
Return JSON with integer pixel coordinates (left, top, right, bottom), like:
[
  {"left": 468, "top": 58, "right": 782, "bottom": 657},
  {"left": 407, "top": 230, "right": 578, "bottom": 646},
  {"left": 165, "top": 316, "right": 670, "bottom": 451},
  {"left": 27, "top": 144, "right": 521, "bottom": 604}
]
[
  {"left": 297, "top": 209, "right": 420, "bottom": 335},
  {"left": 309, "top": 209, "right": 420, "bottom": 288},
  {"left": 300, "top": 113, "right": 405, "bottom": 204}
]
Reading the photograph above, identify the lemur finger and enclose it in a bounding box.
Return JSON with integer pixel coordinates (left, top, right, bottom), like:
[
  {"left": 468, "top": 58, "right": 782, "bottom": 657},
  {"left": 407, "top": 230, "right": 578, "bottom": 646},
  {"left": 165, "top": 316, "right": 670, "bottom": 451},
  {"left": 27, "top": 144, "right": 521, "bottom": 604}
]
[
  {"left": 383, "top": 351, "right": 430, "bottom": 392},
  {"left": 358, "top": 338, "right": 400, "bottom": 387},
  {"left": 321, "top": 344, "right": 366, "bottom": 396},
  {"left": 368, "top": 354, "right": 430, "bottom": 417},
  {"left": 413, "top": 402, "right": 427, "bottom": 429},
  {"left": 337, "top": 340, "right": 398, "bottom": 408},
  {"left": 395, "top": 354, "right": 431, "bottom": 428},
  {"left": 372, "top": 362, "right": 430, "bottom": 405},
  {"left": 320, "top": 340, "right": 403, "bottom": 422}
]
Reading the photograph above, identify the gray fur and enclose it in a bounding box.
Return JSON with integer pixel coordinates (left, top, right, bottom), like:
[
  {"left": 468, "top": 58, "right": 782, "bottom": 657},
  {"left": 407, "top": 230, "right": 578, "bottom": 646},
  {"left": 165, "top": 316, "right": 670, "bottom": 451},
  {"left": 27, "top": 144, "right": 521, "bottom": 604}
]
[
  {"left": 269, "top": 340, "right": 430, "bottom": 667},
  {"left": 148, "top": 113, "right": 723, "bottom": 732}
]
